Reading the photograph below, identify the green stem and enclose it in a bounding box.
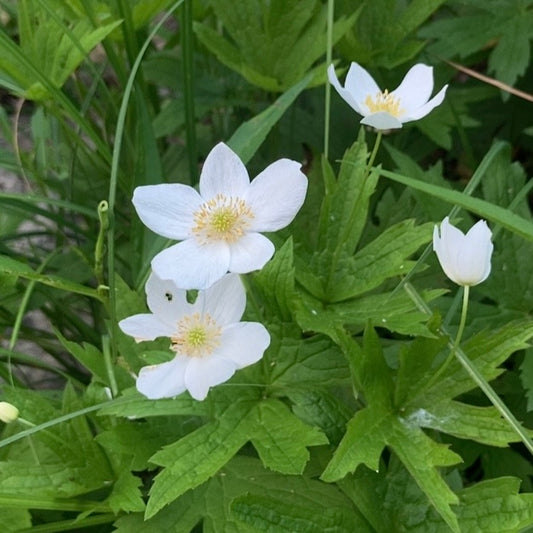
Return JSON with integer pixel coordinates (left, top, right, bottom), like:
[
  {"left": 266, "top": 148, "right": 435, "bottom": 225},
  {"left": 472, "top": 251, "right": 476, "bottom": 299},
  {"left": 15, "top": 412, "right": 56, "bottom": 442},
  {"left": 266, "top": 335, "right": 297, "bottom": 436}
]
[
  {"left": 0, "top": 494, "right": 110, "bottom": 512},
  {"left": 107, "top": 0, "right": 185, "bottom": 368},
  {"left": 102, "top": 334, "right": 119, "bottom": 398},
  {"left": 404, "top": 282, "right": 533, "bottom": 456},
  {"left": 181, "top": 0, "right": 198, "bottom": 184},
  {"left": 0, "top": 397, "right": 133, "bottom": 449},
  {"left": 95, "top": 200, "right": 109, "bottom": 291},
  {"left": 367, "top": 130, "right": 382, "bottom": 175},
  {"left": 323, "top": 0, "right": 334, "bottom": 159},
  {"left": 425, "top": 285, "right": 469, "bottom": 391},
  {"left": 18, "top": 514, "right": 116, "bottom": 533},
  {"left": 7, "top": 250, "right": 59, "bottom": 386}
]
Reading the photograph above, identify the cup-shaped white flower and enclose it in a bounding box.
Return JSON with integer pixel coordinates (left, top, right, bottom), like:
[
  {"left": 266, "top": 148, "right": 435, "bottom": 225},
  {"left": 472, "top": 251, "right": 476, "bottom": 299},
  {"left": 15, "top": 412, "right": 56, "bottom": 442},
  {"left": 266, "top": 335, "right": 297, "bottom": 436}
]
[
  {"left": 133, "top": 142, "right": 308, "bottom": 289},
  {"left": 433, "top": 216, "right": 493, "bottom": 286},
  {"left": 327, "top": 62, "right": 448, "bottom": 131},
  {"left": 119, "top": 272, "right": 270, "bottom": 401}
]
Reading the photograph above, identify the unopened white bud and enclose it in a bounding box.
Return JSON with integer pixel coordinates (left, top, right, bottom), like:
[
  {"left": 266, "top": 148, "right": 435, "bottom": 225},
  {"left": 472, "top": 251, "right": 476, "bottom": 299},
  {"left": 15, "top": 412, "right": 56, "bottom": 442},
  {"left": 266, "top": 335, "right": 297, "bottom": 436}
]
[{"left": 0, "top": 401, "right": 19, "bottom": 423}]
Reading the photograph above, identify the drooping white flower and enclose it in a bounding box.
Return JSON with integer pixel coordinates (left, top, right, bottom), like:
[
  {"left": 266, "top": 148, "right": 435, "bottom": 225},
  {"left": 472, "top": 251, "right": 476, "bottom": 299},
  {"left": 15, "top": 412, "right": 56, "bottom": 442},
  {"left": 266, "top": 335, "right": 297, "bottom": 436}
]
[
  {"left": 119, "top": 272, "right": 270, "bottom": 401},
  {"left": 433, "top": 217, "right": 493, "bottom": 287},
  {"left": 132, "top": 142, "right": 308, "bottom": 289},
  {"left": 0, "top": 401, "right": 19, "bottom": 423},
  {"left": 327, "top": 62, "right": 448, "bottom": 131}
]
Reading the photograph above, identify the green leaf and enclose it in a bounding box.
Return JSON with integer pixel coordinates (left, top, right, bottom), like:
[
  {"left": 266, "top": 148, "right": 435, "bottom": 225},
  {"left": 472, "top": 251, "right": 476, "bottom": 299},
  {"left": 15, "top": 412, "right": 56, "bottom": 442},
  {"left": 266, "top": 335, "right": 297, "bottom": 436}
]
[
  {"left": 322, "top": 326, "right": 464, "bottom": 531},
  {"left": 0, "top": 255, "right": 101, "bottom": 300},
  {"left": 106, "top": 471, "right": 145, "bottom": 514},
  {"left": 421, "top": 3, "right": 533, "bottom": 87},
  {"left": 54, "top": 331, "right": 108, "bottom": 384},
  {"left": 288, "top": 388, "right": 352, "bottom": 445},
  {"left": 252, "top": 238, "right": 296, "bottom": 321},
  {"left": 114, "top": 486, "right": 207, "bottom": 533},
  {"left": 321, "top": 404, "right": 390, "bottom": 477},
  {"left": 377, "top": 166, "right": 533, "bottom": 242},
  {"left": 250, "top": 399, "right": 328, "bottom": 474},
  {"left": 146, "top": 399, "right": 257, "bottom": 518},
  {"left": 227, "top": 74, "right": 311, "bottom": 164},
  {"left": 0, "top": 508, "right": 31, "bottom": 532},
  {"left": 98, "top": 387, "right": 209, "bottom": 419},
  {"left": 0, "top": 386, "right": 113, "bottom": 498},
  {"left": 96, "top": 417, "right": 196, "bottom": 472},
  {"left": 267, "top": 324, "right": 350, "bottom": 388},
  {"left": 118, "top": 456, "right": 366, "bottom": 532},
  {"left": 327, "top": 220, "right": 432, "bottom": 302},
  {"left": 317, "top": 131, "right": 378, "bottom": 257},
  {"left": 295, "top": 287, "right": 444, "bottom": 339},
  {"left": 415, "top": 401, "right": 531, "bottom": 447},
  {"left": 452, "top": 477, "right": 533, "bottom": 532},
  {"left": 194, "top": 0, "right": 357, "bottom": 91},
  {"left": 337, "top": 0, "right": 445, "bottom": 68},
  {"left": 521, "top": 348, "right": 533, "bottom": 411},
  {"left": 231, "top": 493, "right": 367, "bottom": 533}
]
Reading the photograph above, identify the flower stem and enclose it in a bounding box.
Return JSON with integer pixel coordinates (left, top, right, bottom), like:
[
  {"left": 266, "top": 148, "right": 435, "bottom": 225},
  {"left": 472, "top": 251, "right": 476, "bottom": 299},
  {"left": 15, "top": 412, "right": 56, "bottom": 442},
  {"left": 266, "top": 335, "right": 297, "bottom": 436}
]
[
  {"left": 323, "top": 0, "right": 334, "bottom": 159},
  {"left": 94, "top": 200, "right": 109, "bottom": 292},
  {"left": 404, "top": 282, "right": 533, "bottom": 456},
  {"left": 425, "top": 285, "right": 470, "bottom": 391},
  {"left": 367, "top": 130, "right": 382, "bottom": 175}
]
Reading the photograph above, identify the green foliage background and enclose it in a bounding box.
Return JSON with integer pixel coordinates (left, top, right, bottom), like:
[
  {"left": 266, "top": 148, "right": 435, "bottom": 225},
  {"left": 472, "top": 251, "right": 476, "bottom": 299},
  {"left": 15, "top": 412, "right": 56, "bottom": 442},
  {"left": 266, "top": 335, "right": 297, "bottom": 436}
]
[{"left": 0, "top": 0, "right": 533, "bottom": 531}]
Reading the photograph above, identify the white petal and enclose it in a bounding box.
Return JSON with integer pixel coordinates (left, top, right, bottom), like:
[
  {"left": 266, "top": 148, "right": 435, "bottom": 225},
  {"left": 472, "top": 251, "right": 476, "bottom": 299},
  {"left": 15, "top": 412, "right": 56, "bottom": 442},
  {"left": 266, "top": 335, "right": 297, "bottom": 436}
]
[
  {"left": 194, "top": 274, "right": 246, "bottom": 326},
  {"left": 403, "top": 85, "right": 448, "bottom": 122},
  {"left": 344, "top": 62, "right": 382, "bottom": 115},
  {"left": 119, "top": 314, "right": 174, "bottom": 341},
  {"left": 458, "top": 220, "right": 493, "bottom": 285},
  {"left": 228, "top": 232, "right": 275, "bottom": 273},
  {"left": 145, "top": 272, "right": 191, "bottom": 323},
  {"left": 440, "top": 217, "right": 465, "bottom": 283},
  {"left": 132, "top": 184, "right": 202, "bottom": 240},
  {"left": 327, "top": 64, "right": 365, "bottom": 115},
  {"left": 433, "top": 217, "right": 462, "bottom": 284},
  {"left": 246, "top": 159, "right": 307, "bottom": 232},
  {"left": 151, "top": 239, "right": 230, "bottom": 290},
  {"left": 361, "top": 112, "right": 403, "bottom": 130},
  {"left": 136, "top": 357, "right": 188, "bottom": 399},
  {"left": 216, "top": 322, "right": 270, "bottom": 368},
  {"left": 199, "top": 143, "right": 250, "bottom": 200},
  {"left": 184, "top": 357, "right": 236, "bottom": 401},
  {"left": 390, "top": 64, "right": 435, "bottom": 116}
]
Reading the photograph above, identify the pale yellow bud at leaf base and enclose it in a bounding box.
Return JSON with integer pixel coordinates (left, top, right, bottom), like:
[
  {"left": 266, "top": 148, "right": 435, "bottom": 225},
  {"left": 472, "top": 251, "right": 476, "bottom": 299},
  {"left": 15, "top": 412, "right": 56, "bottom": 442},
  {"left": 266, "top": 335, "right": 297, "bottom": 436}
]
[{"left": 0, "top": 401, "right": 19, "bottom": 423}]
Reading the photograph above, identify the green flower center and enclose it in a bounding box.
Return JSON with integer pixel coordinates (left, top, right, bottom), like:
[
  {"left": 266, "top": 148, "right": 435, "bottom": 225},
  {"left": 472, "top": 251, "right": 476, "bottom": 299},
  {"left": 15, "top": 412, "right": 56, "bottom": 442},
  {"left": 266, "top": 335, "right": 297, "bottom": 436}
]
[
  {"left": 171, "top": 313, "right": 221, "bottom": 357},
  {"left": 192, "top": 193, "right": 254, "bottom": 244}
]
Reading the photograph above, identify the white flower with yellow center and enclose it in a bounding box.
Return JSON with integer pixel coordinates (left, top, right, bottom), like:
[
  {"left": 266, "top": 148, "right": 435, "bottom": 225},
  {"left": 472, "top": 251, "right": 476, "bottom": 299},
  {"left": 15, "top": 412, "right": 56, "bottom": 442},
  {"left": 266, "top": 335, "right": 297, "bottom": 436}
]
[
  {"left": 132, "top": 142, "right": 308, "bottom": 289},
  {"left": 119, "top": 273, "right": 270, "bottom": 401},
  {"left": 327, "top": 62, "right": 448, "bottom": 131}
]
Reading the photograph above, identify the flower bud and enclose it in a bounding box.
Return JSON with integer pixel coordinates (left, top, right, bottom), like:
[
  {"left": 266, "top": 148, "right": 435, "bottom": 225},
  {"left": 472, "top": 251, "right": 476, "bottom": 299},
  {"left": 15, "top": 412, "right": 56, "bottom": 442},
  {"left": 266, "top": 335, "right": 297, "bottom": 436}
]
[
  {"left": 0, "top": 401, "right": 19, "bottom": 423},
  {"left": 433, "top": 217, "right": 493, "bottom": 286}
]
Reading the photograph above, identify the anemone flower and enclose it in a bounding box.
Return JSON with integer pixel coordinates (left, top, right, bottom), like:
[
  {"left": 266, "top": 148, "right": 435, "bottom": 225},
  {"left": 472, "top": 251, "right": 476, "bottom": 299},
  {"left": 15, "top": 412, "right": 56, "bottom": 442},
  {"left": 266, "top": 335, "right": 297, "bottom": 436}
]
[
  {"left": 328, "top": 62, "right": 448, "bottom": 131},
  {"left": 132, "top": 142, "right": 307, "bottom": 289},
  {"left": 433, "top": 217, "right": 493, "bottom": 286},
  {"left": 119, "top": 272, "right": 270, "bottom": 401}
]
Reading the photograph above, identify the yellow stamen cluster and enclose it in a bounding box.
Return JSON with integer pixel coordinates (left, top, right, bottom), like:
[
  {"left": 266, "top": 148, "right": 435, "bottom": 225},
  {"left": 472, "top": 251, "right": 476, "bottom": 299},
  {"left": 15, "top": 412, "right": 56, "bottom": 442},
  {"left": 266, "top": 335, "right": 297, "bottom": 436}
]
[
  {"left": 364, "top": 90, "right": 404, "bottom": 117},
  {"left": 171, "top": 312, "right": 221, "bottom": 357},
  {"left": 192, "top": 193, "right": 254, "bottom": 245}
]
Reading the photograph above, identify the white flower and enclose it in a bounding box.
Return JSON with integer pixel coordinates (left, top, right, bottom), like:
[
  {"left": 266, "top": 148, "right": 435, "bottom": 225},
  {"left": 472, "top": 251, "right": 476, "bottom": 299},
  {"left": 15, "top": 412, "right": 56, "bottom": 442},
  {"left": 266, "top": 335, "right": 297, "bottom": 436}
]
[
  {"left": 433, "top": 217, "right": 493, "bottom": 286},
  {"left": 119, "top": 272, "right": 270, "bottom": 401},
  {"left": 0, "top": 401, "right": 19, "bottom": 423},
  {"left": 327, "top": 62, "right": 448, "bottom": 131},
  {"left": 132, "top": 142, "right": 308, "bottom": 289}
]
